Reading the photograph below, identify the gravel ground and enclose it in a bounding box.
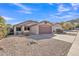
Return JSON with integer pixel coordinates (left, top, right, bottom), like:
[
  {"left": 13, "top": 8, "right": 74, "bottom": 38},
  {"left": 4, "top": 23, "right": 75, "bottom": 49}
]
[{"left": 0, "top": 35, "right": 72, "bottom": 56}]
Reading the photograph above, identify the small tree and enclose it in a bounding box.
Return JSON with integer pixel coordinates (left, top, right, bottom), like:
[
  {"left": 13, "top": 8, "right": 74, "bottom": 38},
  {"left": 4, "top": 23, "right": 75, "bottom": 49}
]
[
  {"left": 60, "top": 22, "right": 74, "bottom": 30},
  {"left": 76, "top": 24, "right": 79, "bottom": 28},
  {"left": 0, "top": 16, "right": 7, "bottom": 39}
]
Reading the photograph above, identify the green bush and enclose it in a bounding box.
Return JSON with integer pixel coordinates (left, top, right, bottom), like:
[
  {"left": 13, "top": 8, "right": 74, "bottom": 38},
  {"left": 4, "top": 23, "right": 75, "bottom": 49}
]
[{"left": 76, "top": 24, "right": 79, "bottom": 28}]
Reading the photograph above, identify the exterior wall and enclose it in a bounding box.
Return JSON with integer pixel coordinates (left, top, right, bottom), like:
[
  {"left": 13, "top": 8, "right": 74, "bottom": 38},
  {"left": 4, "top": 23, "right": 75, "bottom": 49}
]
[
  {"left": 52, "top": 26, "right": 53, "bottom": 33},
  {"left": 30, "top": 25, "right": 39, "bottom": 35},
  {"left": 14, "top": 22, "right": 53, "bottom": 35},
  {"left": 15, "top": 31, "right": 22, "bottom": 35},
  {"left": 14, "top": 26, "right": 16, "bottom": 35},
  {"left": 14, "top": 26, "right": 23, "bottom": 35},
  {"left": 30, "top": 23, "right": 53, "bottom": 34},
  {"left": 52, "top": 25, "right": 63, "bottom": 32},
  {"left": 21, "top": 26, "right": 24, "bottom": 33}
]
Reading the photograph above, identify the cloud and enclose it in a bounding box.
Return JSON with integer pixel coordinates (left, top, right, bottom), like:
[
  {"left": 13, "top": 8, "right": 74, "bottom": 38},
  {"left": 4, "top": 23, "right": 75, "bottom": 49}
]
[
  {"left": 51, "top": 14, "right": 78, "bottom": 19},
  {"left": 59, "top": 15, "right": 73, "bottom": 19},
  {"left": 18, "top": 10, "right": 32, "bottom": 14},
  {"left": 58, "top": 4, "right": 70, "bottom": 13},
  {"left": 50, "top": 12, "right": 79, "bottom": 22},
  {"left": 48, "top": 3, "right": 53, "bottom": 5},
  {"left": 2, "top": 16, "right": 15, "bottom": 21},
  {"left": 13, "top": 3, "right": 32, "bottom": 14},
  {"left": 13, "top": 3, "right": 31, "bottom": 11},
  {"left": 71, "top": 3, "right": 79, "bottom": 10}
]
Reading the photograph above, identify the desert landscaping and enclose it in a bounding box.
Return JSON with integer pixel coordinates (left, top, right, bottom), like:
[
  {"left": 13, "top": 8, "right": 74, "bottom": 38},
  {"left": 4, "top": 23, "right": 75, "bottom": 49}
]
[
  {"left": 0, "top": 16, "right": 79, "bottom": 56},
  {"left": 0, "top": 30, "right": 78, "bottom": 56}
]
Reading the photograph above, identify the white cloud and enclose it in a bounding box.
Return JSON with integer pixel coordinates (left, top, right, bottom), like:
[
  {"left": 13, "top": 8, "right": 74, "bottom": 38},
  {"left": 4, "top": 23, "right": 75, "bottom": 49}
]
[
  {"left": 59, "top": 15, "right": 73, "bottom": 19},
  {"left": 13, "top": 3, "right": 32, "bottom": 14},
  {"left": 13, "top": 3, "right": 31, "bottom": 11},
  {"left": 71, "top": 3, "right": 79, "bottom": 10},
  {"left": 58, "top": 4, "right": 70, "bottom": 13},
  {"left": 51, "top": 14, "right": 75, "bottom": 19},
  {"left": 71, "top": 3, "right": 79, "bottom": 6},
  {"left": 50, "top": 13, "right": 79, "bottom": 21},
  {"left": 2, "top": 16, "right": 14, "bottom": 21},
  {"left": 48, "top": 3, "right": 53, "bottom": 5},
  {"left": 18, "top": 10, "right": 32, "bottom": 14}
]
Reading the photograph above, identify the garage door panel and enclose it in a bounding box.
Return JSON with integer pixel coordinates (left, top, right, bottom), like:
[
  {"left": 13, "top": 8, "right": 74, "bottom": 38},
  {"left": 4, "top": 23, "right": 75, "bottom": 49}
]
[{"left": 39, "top": 25, "right": 52, "bottom": 34}]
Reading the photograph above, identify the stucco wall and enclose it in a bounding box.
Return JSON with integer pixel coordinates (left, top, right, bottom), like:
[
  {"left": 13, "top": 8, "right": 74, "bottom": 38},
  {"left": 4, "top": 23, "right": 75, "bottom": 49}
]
[
  {"left": 14, "top": 26, "right": 16, "bottom": 35},
  {"left": 30, "top": 25, "right": 39, "bottom": 35},
  {"left": 52, "top": 25, "right": 63, "bottom": 32}
]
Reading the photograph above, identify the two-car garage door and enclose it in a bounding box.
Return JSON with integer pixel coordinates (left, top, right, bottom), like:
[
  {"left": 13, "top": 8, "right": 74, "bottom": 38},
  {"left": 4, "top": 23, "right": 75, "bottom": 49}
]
[{"left": 39, "top": 24, "right": 52, "bottom": 34}]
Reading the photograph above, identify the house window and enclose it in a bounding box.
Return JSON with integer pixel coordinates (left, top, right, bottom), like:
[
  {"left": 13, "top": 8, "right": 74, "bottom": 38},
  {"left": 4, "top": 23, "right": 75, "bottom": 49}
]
[
  {"left": 24, "top": 27, "right": 27, "bottom": 30},
  {"left": 24, "top": 27, "right": 30, "bottom": 30},
  {"left": 27, "top": 27, "right": 30, "bottom": 30},
  {"left": 16, "top": 27, "right": 21, "bottom": 31}
]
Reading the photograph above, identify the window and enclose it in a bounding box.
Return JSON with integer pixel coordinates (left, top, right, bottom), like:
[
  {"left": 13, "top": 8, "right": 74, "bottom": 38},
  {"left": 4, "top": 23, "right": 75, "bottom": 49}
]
[
  {"left": 16, "top": 27, "right": 21, "bottom": 31},
  {"left": 27, "top": 27, "right": 30, "bottom": 30},
  {"left": 24, "top": 27, "right": 30, "bottom": 30},
  {"left": 24, "top": 27, "right": 27, "bottom": 30}
]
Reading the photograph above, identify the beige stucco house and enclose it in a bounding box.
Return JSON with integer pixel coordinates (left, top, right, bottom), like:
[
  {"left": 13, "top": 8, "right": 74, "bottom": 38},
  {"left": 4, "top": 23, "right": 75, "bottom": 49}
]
[
  {"left": 13, "top": 20, "right": 53, "bottom": 35},
  {"left": 52, "top": 23, "right": 63, "bottom": 32}
]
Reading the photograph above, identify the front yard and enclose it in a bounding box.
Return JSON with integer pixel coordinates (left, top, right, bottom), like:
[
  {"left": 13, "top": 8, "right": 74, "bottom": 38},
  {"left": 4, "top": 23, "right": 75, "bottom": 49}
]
[{"left": 0, "top": 30, "right": 78, "bottom": 56}]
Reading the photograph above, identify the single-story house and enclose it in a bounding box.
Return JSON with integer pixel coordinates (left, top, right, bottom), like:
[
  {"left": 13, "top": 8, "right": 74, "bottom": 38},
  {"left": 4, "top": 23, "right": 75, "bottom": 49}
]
[
  {"left": 52, "top": 23, "right": 63, "bottom": 32},
  {"left": 13, "top": 20, "right": 54, "bottom": 35}
]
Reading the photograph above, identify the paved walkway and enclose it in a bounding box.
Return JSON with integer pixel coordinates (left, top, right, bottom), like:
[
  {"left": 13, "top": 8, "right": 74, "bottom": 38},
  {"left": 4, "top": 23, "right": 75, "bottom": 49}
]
[{"left": 67, "top": 31, "right": 79, "bottom": 56}]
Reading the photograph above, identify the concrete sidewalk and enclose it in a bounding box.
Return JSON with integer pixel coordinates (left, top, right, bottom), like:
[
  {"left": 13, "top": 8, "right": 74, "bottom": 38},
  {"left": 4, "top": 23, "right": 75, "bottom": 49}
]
[{"left": 67, "top": 31, "right": 79, "bottom": 56}]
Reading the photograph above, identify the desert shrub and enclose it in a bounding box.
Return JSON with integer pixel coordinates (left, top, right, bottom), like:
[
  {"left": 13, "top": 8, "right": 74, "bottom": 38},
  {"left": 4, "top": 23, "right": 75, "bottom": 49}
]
[
  {"left": 0, "top": 16, "right": 8, "bottom": 39},
  {"left": 60, "top": 22, "right": 75, "bottom": 30},
  {"left": 76, "top": 24, "right": 79, "bottom": 28},
  {"left": 30, "top": 41, "right": 37, "bottom": 44},
  {"left": 0, "top": 47, "right": 3, "bottom": 50},
  {"left": 56, "top": 29, "right": 63, "bottom": 34},
  {"left": 0, "top": 31, "right": 4, "bottom": 40},
  {"left": 0, "top": 28, "right": 8, "bottom": 39},
  {"left": 27, "top": 41, "right": 37, "bottom": 46}
]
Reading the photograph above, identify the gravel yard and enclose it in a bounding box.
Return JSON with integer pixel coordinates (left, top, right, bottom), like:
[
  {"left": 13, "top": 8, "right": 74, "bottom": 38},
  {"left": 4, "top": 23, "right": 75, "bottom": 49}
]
[{"left": 0, "top": 34, "right": 72, "bottom": 56}]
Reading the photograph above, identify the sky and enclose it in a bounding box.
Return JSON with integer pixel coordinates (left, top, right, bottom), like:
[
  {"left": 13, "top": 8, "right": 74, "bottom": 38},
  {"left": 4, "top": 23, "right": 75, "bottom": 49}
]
[{"left": 0, "top": 3, "right": 79, "bottom": 25}]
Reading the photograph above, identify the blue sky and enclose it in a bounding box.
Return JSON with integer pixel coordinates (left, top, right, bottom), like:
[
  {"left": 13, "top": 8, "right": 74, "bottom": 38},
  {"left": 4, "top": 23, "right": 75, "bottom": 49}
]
[{"left": 0, "top": 3, "right": 79, "bottom": 24}]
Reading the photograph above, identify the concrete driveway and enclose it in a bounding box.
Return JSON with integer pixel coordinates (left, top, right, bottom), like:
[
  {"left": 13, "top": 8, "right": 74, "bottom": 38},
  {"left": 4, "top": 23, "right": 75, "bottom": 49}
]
[
  {"left": 53, "top": 34, "right": 76, "bottom": 43},
  {"left": 53, "top": 30, "right": 78, "bottom": 43}
]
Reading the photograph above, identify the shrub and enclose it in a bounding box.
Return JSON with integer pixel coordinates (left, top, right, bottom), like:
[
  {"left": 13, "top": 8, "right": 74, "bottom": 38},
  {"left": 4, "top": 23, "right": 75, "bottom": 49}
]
[
  {"left": 56, "top": 29, "right": 63, "bottom": 34},
  {"left": 0, "top": 31, "right": 4, "bottom": 40},
  {"left": 0, "top": 16, "right": 8, "bottom": 39},
  {"left": 0, "top": 47, "right": 3, "bottom": 50}
]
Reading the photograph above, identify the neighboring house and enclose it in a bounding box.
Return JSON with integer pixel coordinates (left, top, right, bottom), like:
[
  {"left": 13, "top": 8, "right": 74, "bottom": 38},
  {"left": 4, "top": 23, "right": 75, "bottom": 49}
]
[
  {"left": 52, "top": 23, "right": 63, "bottom": 32},
  {"left": 13, "top": 20, "right": 53, "bottom": 35}
]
